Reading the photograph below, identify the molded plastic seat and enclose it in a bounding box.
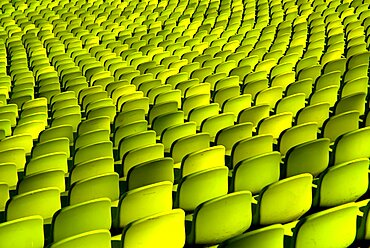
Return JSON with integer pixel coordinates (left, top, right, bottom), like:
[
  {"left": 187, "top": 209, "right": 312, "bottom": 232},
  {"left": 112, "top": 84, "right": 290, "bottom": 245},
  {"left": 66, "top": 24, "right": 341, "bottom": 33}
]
[
  {"left": 333, "top": 127, "right": 370, "bottom": 164},
  {"left": 187, "top": 191, "right": 253, "bottom": 246},
  {"left": 181, "top": 145, "right": 226, "bottom": 178},
  {"left": 313, "top": 158, "right": 369, "bottom": 208},
  {"left": 284, "top": 138, "right": 330, "bottom": 177},
  {"left": 122, "top": 144, "right": 164, "bottom": 177},
  {"left": 70, "top": 157, "right": 115, "bottom": 185},
  {"left": 68, "top": 172, "right": 120, "bottom": 205},
  {"left": 257, "top": 113, "right": 293, "bottom": 140},
  {"left": 290, "top": 203, "right": 358, "bottom": 248},
  {"left": 121, "top": 209, "right": 186, "bottom": 248},
  {"left": 175, "top": 167, "right": 228, "bottom": 211},
  {"left": 278, "top": 123, "right": 318, "bottom": 156},
  {"left": 218, "top": 224, "right": 284, "bottom": 248},
  {"left": 231, "top": 134, "right": 274, "bottom": 169},
  {"left": 322, "top": 111, "right": 360, "bottom": 143},
  {"left": 50, "top": 230, "right": 111, "bottom": 248},
  {"left": 215, "top": 123, "right": 253, "bottom": 155},
  {"left": 0, "top": 216, "right": 44, "bottom": 248},
  {"left": 115, "top": 181, "right": 173, "bottom": 229},
  {"left": 126, "top": 157, "right": 174, "bottom": 191},
  {"left": 255, "top": 173, "right": 313, "bottom": 225},
  {"left": 200, "top": 113, "right": 235, "bottom": 141},
  {"left": 6, "top": 187, "right": 61, "bottom": 222},
  {"left": 52, "top": 198, "right": 112, "bottom": 242},
  {"left": 232, "top": 150, "right": 281, "bottom": 194}
]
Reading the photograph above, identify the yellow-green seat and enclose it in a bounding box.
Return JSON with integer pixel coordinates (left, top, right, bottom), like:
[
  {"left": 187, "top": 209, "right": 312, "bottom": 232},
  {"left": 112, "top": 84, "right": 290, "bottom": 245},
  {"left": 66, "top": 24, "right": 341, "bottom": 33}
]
[
  {"left": 6, "top": 187, "right": 61, "bottom": 222},
  {"left": 51, "top": 198, "right": 111, "bottom": 242},
  {"left": 290, "top": 203, "right": 358, "bottom": 248},
  {"left": 121, "top": 209, "right": 185, "bottom": 248},
  {"left": 0, "top": 215, "right": 44, "bottom": 248},
  {"left": 50, "top": 230, "right": 111, "bottom": 248},
  {"left": 187, "top": 191, "right": 253, "bottom": 246},
  {"left": 255, "top": 173, "right": 312, "bottom": 225}
]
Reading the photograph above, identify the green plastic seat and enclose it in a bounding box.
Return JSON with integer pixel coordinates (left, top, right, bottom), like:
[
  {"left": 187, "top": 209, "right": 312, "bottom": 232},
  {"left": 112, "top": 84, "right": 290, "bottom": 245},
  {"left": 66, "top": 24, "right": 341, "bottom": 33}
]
[
  {"left": 25, "top": 152, "right": 68, "bottom": 176},
  {"left": 200, "top": 113, "right": 235, "bottom": 142},
  {"left": 175, "top": 166, "right": 228, "bottom": 212},
  {"left": 218, "top": 224, "right": 284, "bottom": 248},
  {"left": 313, "top": 158, "right": 369, "bottom": 208},
  {"left": 333, "top": 126, "right": 370, "bottom": 164},
  {"left": 161, "top": 122, "right": 196, "bottom": 153},
  {"left": 187, "top": 191, "right": 253, "bottom": 246},
  {"left": 121, "top": 209, "right": 185, "bottom": 248},
  {"left": 257, "top": 112, "right": 293, "bottom": 140},
  {"left": 70, "top": 157, "right": 115, "bottom": 185},
  {"left": 50, "top": 230, "right": 111, "bottom": 248},
  {"left": 0, "top": 216, "right": 44, "bottom": 248},
  {"left": 127, "top": 158, "right": 174, "bottom": 191},
  {"left": 256, "top": 173, "right": 313, "bottom": 225},
  {"left": 181, "top": 145, "right": 226, "bottom": 177},
  {"left": 232, "top": 151, "right": 281, "bottom": 194},
  {"left": 115, "top": 181, "right": 173, "bottom": 229},
  {"left": 231, "top": 134, "right": 274, "bottom": 169},
  {"left": 73, "top": 141, "right": 113, "bottom": 166},
  {"left": 278, "top": 122, "right": 318, "bottom": 156},
  {"left": 18, "top": 169, "right": 65, "bottom": 194},
  {"left": 296, "top": 103, "right": 330, "bottom": 128},
  {"left": 52, "top": 197, "right": 112, "bottom": 242},
  {"left": 284, "top": 138, "right": 330, "bottom": 177},
  {"left": 290, "top": 203, "right": 358, "bottom": 248},
  {"left": 75, "top": 130, "right": 110, "bottom": 151},
  {"left": 6, "top": 187, "right": 61, "bottom": 223},
  {"left": 68, "top": 172, "right": 120, "bottom": 206},
  {"left": 215, "top": 123, "right": 253, "bottom": 156},
  {"left": 122, "top": 144, "right": 164, "bottom": 177},
  {"left": 322, "top": 111, "right": 360, "bottom": 143}
]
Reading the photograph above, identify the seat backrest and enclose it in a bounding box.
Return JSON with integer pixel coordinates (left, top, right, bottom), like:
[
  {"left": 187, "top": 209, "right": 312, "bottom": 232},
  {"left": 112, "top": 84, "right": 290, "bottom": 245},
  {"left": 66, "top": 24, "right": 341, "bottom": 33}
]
[
  {"left": 171, "top": 133, "right": 211, "bottom": 165},
  {"left": 73, "top": 141, "right": 113, "bottom": 165},
  {"left": 232, "top": 151, "right": 281, "bottom": 194},
  {"left": 200, "top": 113, "right": 235, "bottom": 141},
  {"left": 117, "top": 181, "right": 173, "bottom": 228},
  {"left": 284, "top": 138, "right": 330, "bottom": 177},
  {"left": 257, "top": 112, "right": 293, "bottom": 140},
  {"left": 161, "top": 122, "right": 197, "bottom": 152},
  {"left": 322, "top": 110, "right": 360, "bottom": 142},
  {"left": 70, "top": 157, "right": 114, "bottom": 185},
  {"left": 18, "top": 169, "right": 65, "bottom": 194},
  {"left": 0, "top": 215, "right": 44, "bottom": 248},
  {"left": 32, "top": 137, "right": 70, "bottom": 159},
  {"left": 6, "top": 187, "right": 61, "bottom": 221},
  {"left": 181, "top": 145, "right": 226, "bottom": 177},
  {"left": 215, "top": 123, "right": 253, "bottom": 155},
  {"left": 25, "top": 152, "right": 68, "bottom": 176},
  {"left": 314, "top": 158, "right": 369, "bottom": 208},
  {"left": 291, "top": 203, "right": 358, "bottom": 248},
  {"left": 68, "top": 172, "right": 120, "bottom": 205},
  {"left": 50, "top": 230, "right": 111, "bottom": 248},
  {"left": 218, "top": 224, "right": 284, "bottom": 248},
  {"left": 175, "top": 167, "right": 228, "bottom": 211},
  {"left": 278, "top": 122, "right": 318, "bottom": 156},
  {"left": 122, "top": 143, "right": 164, "bottom": 176},
  {"left": 188, "top": 191, "right": 253, "bottom": 245},
  {"left": 52, "top": 198, "right": 111, "bottom": 242},
  {"left": 333, "top": 126, "right": 370, "bottom": 164},
  {"left": 232, "top": 134, "right": 274, "bottom": 168},
  {"left": 121, "top": 209, "right": 186, "bottom": 248},
  {"left": 118, "top": 130, "right": 156, "bottom": 160},
  {"left": 127, "top": 157, "right": 174, "bottom": 191},
  {"left": 257, "top": 173, "right": 313, "bottom": 225}
]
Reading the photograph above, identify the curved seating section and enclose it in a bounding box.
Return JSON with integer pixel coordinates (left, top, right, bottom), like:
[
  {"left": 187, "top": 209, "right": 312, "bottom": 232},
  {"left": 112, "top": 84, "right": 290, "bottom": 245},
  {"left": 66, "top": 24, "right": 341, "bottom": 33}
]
[{"left": 0, "top": 0, "right": 368, "bottom": 246}]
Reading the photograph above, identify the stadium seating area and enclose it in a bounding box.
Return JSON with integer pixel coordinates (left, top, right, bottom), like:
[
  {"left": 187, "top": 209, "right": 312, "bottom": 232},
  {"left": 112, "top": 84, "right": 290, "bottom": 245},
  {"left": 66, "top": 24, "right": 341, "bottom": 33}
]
[{"left": 0, "top": 0, "right": 369, "bottom": 246}]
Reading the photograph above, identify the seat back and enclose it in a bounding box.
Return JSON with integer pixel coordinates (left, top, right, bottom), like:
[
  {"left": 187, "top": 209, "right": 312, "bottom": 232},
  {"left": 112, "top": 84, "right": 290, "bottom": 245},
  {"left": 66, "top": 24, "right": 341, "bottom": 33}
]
[
  {"left": 117, "top": 181, "right": 173, "bottom": 228},
  {"left": 291, "top": 203, "right": 358, "bottom": 248},
  {"left": 189, "top": 191, "right": 253, "bottom": 245},
  {"left": 0, "top": 216, "right": 44, "bottom": 248},
  {"left": 52, "top": 198, "right": 111, "bottom": 242},
  {"left": 121, "top": 209, "right": 186, "bottom": 248},
  {"left": 257, "top": 173, "right": 313, "bottom": 225}
]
